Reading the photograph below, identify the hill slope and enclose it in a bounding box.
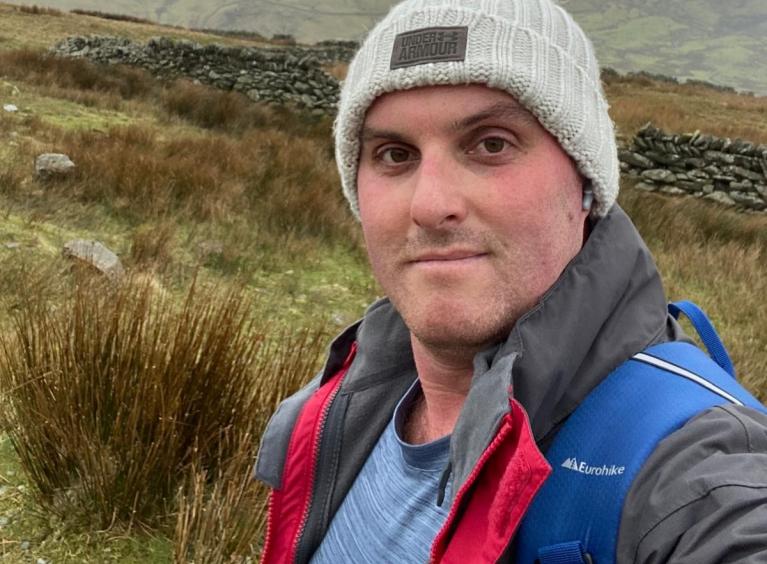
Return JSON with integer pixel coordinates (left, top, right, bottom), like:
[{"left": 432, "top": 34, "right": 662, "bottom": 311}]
[{"left": 7, "top": 0, "right": 767, "bottom": 95}]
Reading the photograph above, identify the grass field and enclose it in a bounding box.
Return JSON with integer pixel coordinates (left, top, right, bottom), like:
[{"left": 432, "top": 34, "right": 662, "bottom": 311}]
[{"left": 0, "top": 3, "right": 766, "bottom": 561}]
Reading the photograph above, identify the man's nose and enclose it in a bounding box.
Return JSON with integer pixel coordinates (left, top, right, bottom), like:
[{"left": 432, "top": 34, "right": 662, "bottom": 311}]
[{"left": 409, "top": 151, "right": 468, "bottom": 230}]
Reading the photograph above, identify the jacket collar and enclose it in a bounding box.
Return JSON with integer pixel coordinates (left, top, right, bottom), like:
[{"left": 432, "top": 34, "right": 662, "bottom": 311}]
[{"left": 324, "top": 204, "right": 671, "bottom": 493}]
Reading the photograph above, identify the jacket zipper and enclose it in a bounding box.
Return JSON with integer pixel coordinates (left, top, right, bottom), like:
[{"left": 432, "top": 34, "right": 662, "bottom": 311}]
[
  {"left": 291, "top": 343, "right": 357, "bottom": 563},
  {"left": 292, "top": 383, "right": 342, "bottom": 563},
  {"left": 429, "top": 401, "right": 551, "bottom": 563},
  {"left": 261, "top": 488, "right": 277, "bottom": 560},
  {"left": 429, "top": 415, "right": 514, "bottom": 563}
]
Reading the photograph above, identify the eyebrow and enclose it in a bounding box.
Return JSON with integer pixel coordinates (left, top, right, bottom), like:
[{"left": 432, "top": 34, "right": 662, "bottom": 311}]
[
  {"left": 451, "top": 101, "right": 539, "bottom": 131},
  {"left": 359, "top": 101, "right": 538, "bottom": 143}
]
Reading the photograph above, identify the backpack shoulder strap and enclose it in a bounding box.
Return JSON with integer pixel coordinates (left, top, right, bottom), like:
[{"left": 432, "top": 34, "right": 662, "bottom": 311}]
[{"left": 515, "top": 340, "right": 765, "bottom": 564}]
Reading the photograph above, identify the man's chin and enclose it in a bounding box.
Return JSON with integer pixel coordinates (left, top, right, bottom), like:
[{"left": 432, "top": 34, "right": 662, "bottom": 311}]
[{"left": 404, "top": 313, "right": 511, "bottom": 355}]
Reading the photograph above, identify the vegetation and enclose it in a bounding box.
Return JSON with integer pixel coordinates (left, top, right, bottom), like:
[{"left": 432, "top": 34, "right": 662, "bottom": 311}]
[
  {"left": 12, "top": 0, "right": 766, "bottom": 95},
  {"left": 0, "top": 275, "right": 323, "bottom": 561},
  {"left": 69, "top": 8, "right": 155, "bottom": 25},
  {"left": 0, "top": 4, "right": 765, "bottom": 562}
]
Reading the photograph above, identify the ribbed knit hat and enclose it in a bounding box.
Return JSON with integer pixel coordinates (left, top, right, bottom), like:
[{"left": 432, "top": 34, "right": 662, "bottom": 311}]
[{"left": 334, "top": 0, "right": 619, "bottom": 218}]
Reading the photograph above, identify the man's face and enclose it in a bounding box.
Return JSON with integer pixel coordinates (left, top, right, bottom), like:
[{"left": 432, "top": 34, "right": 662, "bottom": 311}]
[{"left": 357, "top": 85, "right": 589, "bottom": 353}]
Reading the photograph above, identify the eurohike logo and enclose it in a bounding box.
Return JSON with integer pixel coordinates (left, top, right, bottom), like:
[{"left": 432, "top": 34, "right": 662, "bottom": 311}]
[{"left": 561, "top": 457, "right": 626, "bottom": 477}]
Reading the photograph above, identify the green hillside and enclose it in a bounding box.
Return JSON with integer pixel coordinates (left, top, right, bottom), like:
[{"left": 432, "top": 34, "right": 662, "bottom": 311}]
[{"left": 5, "top": 0, "right": 767, "bottom": 94}]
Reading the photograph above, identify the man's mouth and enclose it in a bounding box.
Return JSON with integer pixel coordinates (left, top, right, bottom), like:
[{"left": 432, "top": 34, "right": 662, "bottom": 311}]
[{"left": 410, "top": 249, "right": 488, "bottom": 263}]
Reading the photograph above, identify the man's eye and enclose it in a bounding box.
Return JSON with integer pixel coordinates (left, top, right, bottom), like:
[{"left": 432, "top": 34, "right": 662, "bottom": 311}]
[
  {"left": 479, "top": 137, "right": 509, "bottom": 154},
  {"left": 379, "top": 147, "right": 412, "bottom": 164}
]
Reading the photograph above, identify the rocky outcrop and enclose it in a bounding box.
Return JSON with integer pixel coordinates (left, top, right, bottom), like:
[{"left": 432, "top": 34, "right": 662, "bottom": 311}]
[
  {"left": 62, "top": 240, "right": 125, "bottom": 281},
  {"left": 52, "top": 35, "right": 346, "bottom": 113},
  {"left": 35, "top": 153, "right": 75, "bottom": 180},
  {"left": 619, "top": 124, "right": 767, "bottom": 212}
]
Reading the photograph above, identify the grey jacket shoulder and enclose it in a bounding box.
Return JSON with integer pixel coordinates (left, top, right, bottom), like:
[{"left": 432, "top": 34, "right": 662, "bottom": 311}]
[
  {"left": 255, "top": 320, "right": 361, "bottom": 488},
  {"left": 255, "top": 371, "right": 322, "bottom": 488},
  {"left": 618, "top": 404, "right": 767, "bottom": 563}
]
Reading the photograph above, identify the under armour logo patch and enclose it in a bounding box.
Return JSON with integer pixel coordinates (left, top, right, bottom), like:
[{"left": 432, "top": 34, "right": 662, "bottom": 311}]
[{"left": 390, "top": 26, "right": 468, "bottom": 70}]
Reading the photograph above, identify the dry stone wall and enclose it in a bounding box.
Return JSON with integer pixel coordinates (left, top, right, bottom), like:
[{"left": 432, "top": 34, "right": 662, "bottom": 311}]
[
  {"left": 619, "top": 124, "right": 767, "bottom": 212},
  {"left": 52, "top": 35, "right": 347, "bottom": 113},
  {"left": 51, "top": 37, "right": 767, "bottom": 213}
]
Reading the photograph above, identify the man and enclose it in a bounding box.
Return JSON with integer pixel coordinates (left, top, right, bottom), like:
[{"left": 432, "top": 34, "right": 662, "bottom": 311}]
[{"left": 256, "top": 0, "right": 767, "bottom": 562}]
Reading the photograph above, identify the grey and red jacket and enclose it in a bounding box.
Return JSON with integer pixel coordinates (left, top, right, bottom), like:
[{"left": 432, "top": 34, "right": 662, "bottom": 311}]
[{"left": 256, "top": 206, "right": 767, "bottom": 563}]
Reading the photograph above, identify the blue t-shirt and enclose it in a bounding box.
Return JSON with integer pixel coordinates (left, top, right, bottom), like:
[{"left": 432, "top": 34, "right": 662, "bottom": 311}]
[{"left": 310, "top": 379, "right": 452, "bottom": 563}]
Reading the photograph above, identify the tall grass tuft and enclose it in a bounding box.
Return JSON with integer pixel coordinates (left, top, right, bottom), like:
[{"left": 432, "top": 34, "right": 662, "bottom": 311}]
[
  {"left": 174, "top": 441, "right": 268, "bottom": 563},
  {"left": 173, "top": 325, "right": 327, "bottom": 561},
  {"left": 69, "top": 8, "right": 154, "bottom": 24},
  {"left": 0, "top": 49, "right": 154, "bottom": 102},
  {"left": 159, "top": 79, "right": 332, "bottom": 138},
  {"left": 40, "top": 122, "right": 357, "bottom": 243},
  {"left": 129, "top": 220, "right": 177, "bottom": 270},
  {"left": 17, "top": 4, "right": 63, "bottom": 16},
  {"left": 0, "top": 275, "right": 324, "bottom": 535},
  {"left": 161, "top": 81, "right": 267, "bottom": 133}
]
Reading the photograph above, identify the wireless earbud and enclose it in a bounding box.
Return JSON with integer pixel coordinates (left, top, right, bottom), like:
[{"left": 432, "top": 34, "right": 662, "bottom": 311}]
[{"left": 582, "top": 185, "right": 594, "bottom": 212}]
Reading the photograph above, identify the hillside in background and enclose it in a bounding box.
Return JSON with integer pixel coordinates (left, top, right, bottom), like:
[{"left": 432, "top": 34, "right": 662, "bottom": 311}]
[{"left": 5, "top": 0, "right": 767, "bottom": 94}]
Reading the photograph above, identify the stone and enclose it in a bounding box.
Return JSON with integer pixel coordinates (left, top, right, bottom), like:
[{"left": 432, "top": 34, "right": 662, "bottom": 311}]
[
  {"left": 723, "top": 165, "right": 764, "bottom": 183},
  {"left": 733, "top": 155, "right": 756, "bottom": 168},
  {"left": 35, "top": 153, "right": 75, "bottom": 180},
  {"left": 730, "top": 191, "right": 766, "bottom": 210},
  {"left": 703, "top": 150, "right": 736, "bottom": 165},
  {"left": 692, "top": 135, "right": 709, "bottom": 148},
  {"left": 641, "top": 169, "right": 677, "bottom": 183},
  {"left": 704, "top": 165, "right": 721, "bottom": 176},
  {"left": 659, "top": 186, "right": 685, "bottom": 196},
  {"left": 704, "top": 191, "right": 735, "bottom": 206},
  {"left": 645, "top": 151, "right": 681, "bottom": 166},
  {"left": 731, "top": 138, "right": 751, "bottom": 154},
  {"left": 3, "top": 242, "right": 20, "bottom": 249},
  {"left": 2, "top": 104, "right": 17, "bottom": 112},
  {"left": 62, "top": 240, "right": 125, "bottom": 281},
  {"left": 729, "top": 180, "right": 753, "bottom": 192},
  {"left": 755, "top": 184, "right": 767, "bottom": 198},
  {"left": 197, "top": 239, "right": 224, "bottom": 258},
  {"left": 683, "top": 158, "right": 707, "bottom": 169},
  {"left": 675, "top": 180, "right": 705, "bottom": 192},
  {"left": 618, "top": 150, "right": 653, "bottom": 169},
  {"left": 637, "top": 122, "right": 658, "bottom": 138},
  {"left": 688, "top": 169, "right": 710, "bottom": 181},
  {"left": 634, "top": 182, "right": 657, "bottom": 192}
]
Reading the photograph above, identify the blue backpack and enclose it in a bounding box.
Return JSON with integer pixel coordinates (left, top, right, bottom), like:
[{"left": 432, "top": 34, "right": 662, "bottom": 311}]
[{"left": 516, "top": 301, "right": 767, "bottom": 564}]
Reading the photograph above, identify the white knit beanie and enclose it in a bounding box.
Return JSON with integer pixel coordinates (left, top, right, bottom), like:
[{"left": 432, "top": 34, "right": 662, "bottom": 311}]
[{"left": 334, "top": 0, "right": 619, "bottom": 218}]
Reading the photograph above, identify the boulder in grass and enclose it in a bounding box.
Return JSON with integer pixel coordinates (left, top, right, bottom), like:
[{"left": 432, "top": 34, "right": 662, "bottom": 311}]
[
  {"left": 62, "top": 240, "right": 125, "bottom": 281},
  {"left": 35, "top": 153, "right": 75, "bottom": 180}
]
